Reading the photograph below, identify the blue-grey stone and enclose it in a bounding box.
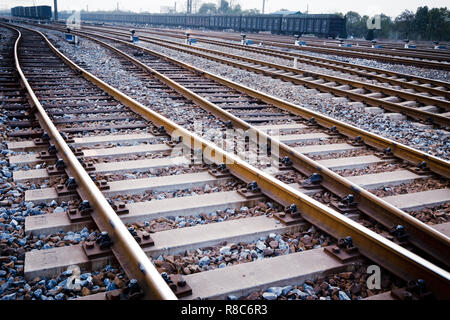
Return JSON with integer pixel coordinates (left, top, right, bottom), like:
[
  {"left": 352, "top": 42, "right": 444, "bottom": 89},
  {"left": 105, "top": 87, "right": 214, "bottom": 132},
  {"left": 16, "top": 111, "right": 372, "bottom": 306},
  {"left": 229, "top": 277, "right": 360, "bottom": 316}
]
[
  {"left": 219, "top": 246, "right": 231, "bottom": 255},
  {"left": 256, "top": 240, "right": 267, "bottom": 251},
  {"left": 281, "top": 285, "right": 294, "bottom": 296},
  {"left": 291, "top": 289, "right": 308, "bottom": 299},
  {"left": 46, "top": 279, "right": 57, "bottom": 290},
  {"left": 54, "top": 207, "right": 65, "bottom": 214},
  {"left": 339, "top": 291, "right": 351, "bottom": 300},
  {"left": 54, "top": 293, "right": 65, "bottom": 300},
  {"left": 267, "top": 286, "right": 283, "bottom": 297},
  {"left": 1, "top": 292, "right": 17, "bottom": 300},
  {"left": 218, "top": 263, "right": 226, "bottom": 268},
  {"left": 227, "top": 295, "right": 238, "bottom": 300},
  {"left": 33, "top": 288, "right": 43, "bottom": 298},
  {"left": 198, "top": 256, "right": 210, "bottom": 267},
  {"left": 62, "top": 270, "right": 72, "bottom": 276},
  {"left": 80, "top": 273, "right": 92, "bottom": 280},
  {"left": 239, "top": 251, "right": 249, "bottom": 259},
  {"left": 262, "top": 292, "right": 277, "bottom": 300},
  {"left": 106, "top": 283, "right": 117, "bottom": 291}
]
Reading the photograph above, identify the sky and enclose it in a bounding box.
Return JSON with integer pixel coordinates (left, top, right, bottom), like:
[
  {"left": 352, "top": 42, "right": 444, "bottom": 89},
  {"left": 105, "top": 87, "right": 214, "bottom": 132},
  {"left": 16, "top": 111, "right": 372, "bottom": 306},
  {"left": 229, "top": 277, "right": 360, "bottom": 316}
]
[{"left": 1, "top": 0, "right": 448, "bottom": 18}]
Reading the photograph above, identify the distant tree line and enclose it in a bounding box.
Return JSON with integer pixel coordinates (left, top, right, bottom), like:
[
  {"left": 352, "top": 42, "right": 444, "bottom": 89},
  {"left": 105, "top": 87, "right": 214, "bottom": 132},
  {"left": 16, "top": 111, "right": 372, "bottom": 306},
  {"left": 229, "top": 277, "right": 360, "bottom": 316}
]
[
  {"left": 198, "top": 1, "right": 259, "bottom": 15},
  {"left": 343, "top": 6, "right": 449, "bottom": 41}
]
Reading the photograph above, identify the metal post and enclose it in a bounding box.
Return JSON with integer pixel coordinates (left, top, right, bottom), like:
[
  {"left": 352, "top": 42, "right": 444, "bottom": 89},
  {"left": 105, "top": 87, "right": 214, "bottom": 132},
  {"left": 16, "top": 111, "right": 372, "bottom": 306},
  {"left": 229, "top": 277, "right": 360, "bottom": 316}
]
[
  {"left": 54, "top": 0, "right": 58, "bottom": 21},
  {"left": 241, "top": 34, "right": 246, "bottom": 45},
  {"left": 262, "top": 0, "right": 265, "bottom": 14}
]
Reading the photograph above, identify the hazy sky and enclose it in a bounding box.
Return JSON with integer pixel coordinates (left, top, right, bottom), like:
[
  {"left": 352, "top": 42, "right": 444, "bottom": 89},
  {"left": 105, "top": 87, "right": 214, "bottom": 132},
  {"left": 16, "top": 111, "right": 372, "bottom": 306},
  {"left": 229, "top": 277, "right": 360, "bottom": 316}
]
[{"left": 1, "top": 0, "right": 448, "bottom": 18}]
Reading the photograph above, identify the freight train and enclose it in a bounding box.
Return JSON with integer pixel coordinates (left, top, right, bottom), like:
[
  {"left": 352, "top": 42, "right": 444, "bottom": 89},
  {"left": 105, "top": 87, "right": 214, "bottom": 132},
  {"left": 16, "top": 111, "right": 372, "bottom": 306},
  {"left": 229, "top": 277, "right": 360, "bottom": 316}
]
[
  {"left": 11, "top": 5, "right": 52, "bottom": 20},
  {"left": 62, "top": 12, "right": 347, "bottom": 38}
]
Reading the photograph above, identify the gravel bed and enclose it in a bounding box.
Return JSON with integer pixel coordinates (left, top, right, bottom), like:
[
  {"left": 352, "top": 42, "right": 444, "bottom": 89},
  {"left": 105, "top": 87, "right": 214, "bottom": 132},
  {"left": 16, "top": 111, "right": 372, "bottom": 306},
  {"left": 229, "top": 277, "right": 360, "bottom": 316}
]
[
  {"left": 150, "top": 226, "right": 333, "bottom": 276},
  {"left": 238, "top": 262, "right": 403, "bottom": 300},
  {"left": 109, "top": 177, "right": 244, "bottom": 203},
  {"left": 77, "top": 138, "right": 169, "bottom": 150},
  {"left": 335, "top": 162, "right": 404, "bottom": 177},
  {"left": 408, "top": 203, "right": 449, "bottom": 225},
  {"left": 371, "top": 177, "right": 449, "bottom": 198},
  {"left": 308, "top": 148, "right": 374, "bottom": 161},
  {"left": 94, "top": 163, "right": 208, "bottom": 182},
  {"left": 131, "top": 200, "right": 278, "bottom": 233},
  {"left": 288, "top": 137, "right": 348, "bottom": 147},
  {"left": 89, "top": 151, "right": 171, "bottom": 164},
  {"left": 69, "top": 127, "right": 155, "bottom": 138}
]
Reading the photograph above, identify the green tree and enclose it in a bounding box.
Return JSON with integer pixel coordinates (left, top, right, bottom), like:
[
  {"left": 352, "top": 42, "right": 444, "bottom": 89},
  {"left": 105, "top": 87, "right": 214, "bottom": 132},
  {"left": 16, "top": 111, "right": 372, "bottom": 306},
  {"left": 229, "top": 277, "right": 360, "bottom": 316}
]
[
  {"left": 218, "top": 0, "right": 231, "bottom": 14},
  {"left": 394, "top": 10, "right": 415, "bottom": 39},
  {"left": 345, "top": 11, "right": 362, "bottom": 37},
  {"left": 198, "top": 3, "right": 217, "bottom": 15},
  {"left": 414, "top": 6, "right": 429, "bottom": 39},
  {"left": 427, "top": 7, "right": 449, "bottom": 41},
  {"left": 377, "top": 14, "right": 394, "bottom": 38}
]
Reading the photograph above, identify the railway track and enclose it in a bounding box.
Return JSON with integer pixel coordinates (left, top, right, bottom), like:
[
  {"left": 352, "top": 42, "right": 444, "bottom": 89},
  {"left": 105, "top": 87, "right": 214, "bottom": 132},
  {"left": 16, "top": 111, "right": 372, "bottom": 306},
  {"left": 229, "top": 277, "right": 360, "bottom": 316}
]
[
  {"left": 58, "top": 25, "right": 450, "bottom": 128},
  {"left": 1, "top": 23, "right": 449, "bottom": 300},
  {"left": 102, "top": 25, "right": 450, "bottom": 70},
  {"left": 84, "top": 24, "right": 450, "bottom": 88},
  {"left": 142, "top": 26, "right": 450, "bottom": 57}
]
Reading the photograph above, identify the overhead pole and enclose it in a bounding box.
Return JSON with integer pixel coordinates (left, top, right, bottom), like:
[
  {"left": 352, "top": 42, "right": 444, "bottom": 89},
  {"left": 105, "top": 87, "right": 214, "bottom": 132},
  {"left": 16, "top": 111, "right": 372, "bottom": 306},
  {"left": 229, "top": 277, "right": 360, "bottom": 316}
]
[
  {"left": 187, "top": 0, "right": 192, "bottom": 13},
  {"left": 53, "top": 0, "right": 58, "bottom": 21},
  {"left": 262, "top": 0, "right": 266, "bottom": 14}
]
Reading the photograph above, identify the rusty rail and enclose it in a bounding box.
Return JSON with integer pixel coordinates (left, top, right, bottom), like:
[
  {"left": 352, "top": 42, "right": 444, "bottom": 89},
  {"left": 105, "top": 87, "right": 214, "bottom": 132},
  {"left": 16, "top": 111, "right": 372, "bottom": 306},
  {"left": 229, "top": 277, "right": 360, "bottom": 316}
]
[{"left": 7, "top": 23, "right": 177, "bottom": 300}]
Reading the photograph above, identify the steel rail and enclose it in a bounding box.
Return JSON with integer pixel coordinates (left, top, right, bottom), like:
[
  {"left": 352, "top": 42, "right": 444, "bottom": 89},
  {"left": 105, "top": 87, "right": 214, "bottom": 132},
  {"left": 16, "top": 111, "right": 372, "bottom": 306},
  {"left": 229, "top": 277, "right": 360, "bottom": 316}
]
[
  {"left": 175, "top": 36, "right": 450, "bottom": 97},
  {"left": 141, "top": 27, "right": 450, "bottom": 69},
  {"left": 72, "top": 27, "right": 450, "bottom": 128},
  {"left": 51, "top": 29, "right": 450, "bottom": 270},
  {"left": 7, "top": 23, "right": 177, "bottom": 300},
  {"left": 138, "top": 26, "right": 450, "bottom": 61},
  {"left": 16, "top": 23, "right": 450, "bottom": 299},
  {"left": 124, "top": 32, "right": 450, "bottom": 110},
  {"left": 82, "top": 24, "right": 450, "bottom": 91}
]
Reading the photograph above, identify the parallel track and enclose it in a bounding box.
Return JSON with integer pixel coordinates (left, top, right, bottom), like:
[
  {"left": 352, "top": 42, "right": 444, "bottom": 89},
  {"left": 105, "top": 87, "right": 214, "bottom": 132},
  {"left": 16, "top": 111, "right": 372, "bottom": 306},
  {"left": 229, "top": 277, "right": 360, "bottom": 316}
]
[
  {"left": 106, "top": 25, "right": 450, "bottom": 70},
  {"left": 1, "top": 23, "right": 449, "bottom": 300},
  {"left": 63, "top": 25, "right": 450, "bottom": 128}
]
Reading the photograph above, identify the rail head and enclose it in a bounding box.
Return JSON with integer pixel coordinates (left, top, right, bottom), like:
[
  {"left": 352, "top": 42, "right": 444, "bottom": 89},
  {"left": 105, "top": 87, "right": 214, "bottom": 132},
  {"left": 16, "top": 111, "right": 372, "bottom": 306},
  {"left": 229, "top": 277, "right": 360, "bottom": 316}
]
[{"left": 7, "top": 23, "right": 177, "bottom": 300}]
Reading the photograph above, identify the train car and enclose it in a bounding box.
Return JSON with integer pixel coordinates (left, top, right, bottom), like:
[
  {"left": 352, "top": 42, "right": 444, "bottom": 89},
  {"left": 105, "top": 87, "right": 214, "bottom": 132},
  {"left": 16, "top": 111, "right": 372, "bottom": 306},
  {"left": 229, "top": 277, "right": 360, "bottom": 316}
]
[
  {"left": 11, "top": 5, "right": 52, "bottom": 20},
  {"left": 37, "top": 6, "right": 52, "bottom": 20},
  {"left": 211, "top": 15, "right": 242, "bottom": 31},
  {"left": 186, "top": 15, "right": 210, "bottom": 28},
  {"left": 281, "top": 14, "right": 345, "bottom": 38},
  {"left": 74, "top": 12, "right": 346, "bottom": 38},
  {"left": 259, "top": 15, "right": 282, "bottom": 32}
]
